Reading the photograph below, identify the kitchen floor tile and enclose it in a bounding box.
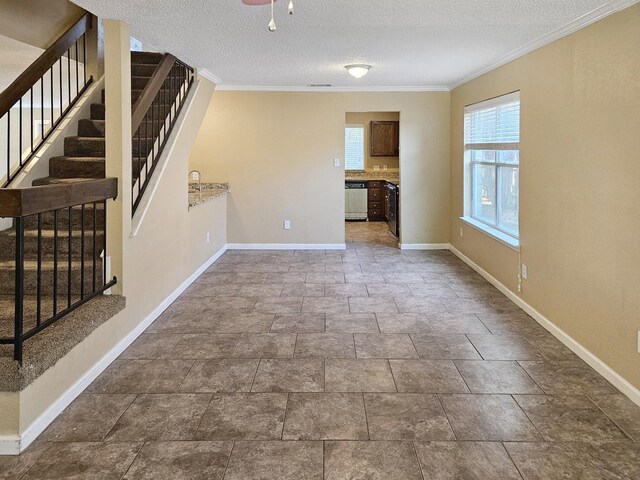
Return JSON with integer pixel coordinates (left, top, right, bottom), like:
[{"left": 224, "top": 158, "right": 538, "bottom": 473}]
[
  {"left": 364, "top": 393, "right": 454, "bottom": 440},
  {"left": 282, "top": 393, "right": 368, "bottom": 440},
  {"left": 195, "top": 393, "right": 287, "bottom": 440},
  {"left": 324, "top": 441, "right": 424, "bottom": 480},
  {"left": 439, "top": 394, "right": 542, "bottom": 441},
  {"left": 325, "top": 359, "right": 396, "bottom": 392},
  {"left": 251, "top": 359, "right": 324, "bottom": 392},
  {"left": 224, "top": 441, "right": 323, "bottom": 480},
  {"left": 389, "top": 360, "right": 469, "bottom": 393},
  {"left": 414, "top": 442, "right": 522, "bottom": 480}
]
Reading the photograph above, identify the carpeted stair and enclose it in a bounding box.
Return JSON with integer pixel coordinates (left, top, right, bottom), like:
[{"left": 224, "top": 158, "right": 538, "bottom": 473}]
[{"left": 0, "top": 51, "right": 165, "bottom": 366}]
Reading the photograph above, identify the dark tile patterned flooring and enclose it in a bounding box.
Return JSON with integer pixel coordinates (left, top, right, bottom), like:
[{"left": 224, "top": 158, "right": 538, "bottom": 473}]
[{"left": 1, "top": 222, "right": 639, "bottom": 479}]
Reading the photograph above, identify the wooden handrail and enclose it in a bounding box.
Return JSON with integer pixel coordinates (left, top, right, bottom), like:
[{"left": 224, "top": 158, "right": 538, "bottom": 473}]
[
  {"left": 131, "top": 53, "right": 177, "bottom": 133},
  {"left": 0, "top": 12, "right": 92, "bottom": 116},
  {"left": 0, "top": 178, "right": 118, "bottom": 217}
]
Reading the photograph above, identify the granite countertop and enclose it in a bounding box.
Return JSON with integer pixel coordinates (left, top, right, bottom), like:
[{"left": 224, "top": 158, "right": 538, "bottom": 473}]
[
  {"left": 345, "top": 171, "right": 400, "bottom": 186},
  {"left": 188, "top": 182, "right": 229, "bottom": 208}
]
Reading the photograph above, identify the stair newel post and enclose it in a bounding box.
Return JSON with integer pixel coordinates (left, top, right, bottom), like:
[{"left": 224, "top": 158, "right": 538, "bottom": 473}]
[
  {"left": 103, "top": 20, "right": 132, "bottom": 296},
  {"left": 14, "top": 217, "right": 25, "bottom": 363},
  {"left": 86, "top": 16, "right": 104, "bottom": 87}
]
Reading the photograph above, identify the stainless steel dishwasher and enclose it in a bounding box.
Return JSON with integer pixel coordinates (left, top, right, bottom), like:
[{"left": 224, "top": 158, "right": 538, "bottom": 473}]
[{"left": 345, "top": 181, "right": 368, "bottom": 220}]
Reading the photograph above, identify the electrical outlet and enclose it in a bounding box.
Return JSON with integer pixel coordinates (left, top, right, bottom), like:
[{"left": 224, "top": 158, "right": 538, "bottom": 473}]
[
  {"left": 334, "top": 158, "right": 341, "bottom": 167},
  {"left": 459, "top": 227, "right": 464, "bottom": 237},
  {"left": 521, "top": 264, "right": 528, "bottom": 280},
  {"left": 284, "top": 220, "right": 291, "bottom": 230},
  {"left": 206, "top": 232, "right": 210, "bottom": 244}
]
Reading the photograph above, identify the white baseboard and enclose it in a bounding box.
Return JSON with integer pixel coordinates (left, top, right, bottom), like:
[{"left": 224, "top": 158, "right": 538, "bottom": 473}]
[
  {"left": 227, "top": 243, "right": 346, "bottom": 250},
  {"left": 0, "top": 244, "right": 228, "bottom": 455},
  {"left": 449, "top": 245, "right": 640, "bottom": 407},
  {"left": 399, "top": 243, "right": 451, "bottom": 250}
]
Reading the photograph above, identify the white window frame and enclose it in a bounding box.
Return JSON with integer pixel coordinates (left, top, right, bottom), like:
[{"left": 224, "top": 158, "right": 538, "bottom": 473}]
[
  {"left": 344, "top": 124, "right": 365, "bottom": 171},
  {"left": 462, "top": 91, "right": 520, "bottom": 249}
]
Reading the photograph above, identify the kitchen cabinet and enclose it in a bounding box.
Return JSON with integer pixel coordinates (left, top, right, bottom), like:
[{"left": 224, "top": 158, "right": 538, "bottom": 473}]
[
  {"left": 367, "top": 181, "right": 385, "bottom": 221},
  {"left": 370, "top": 121, "right": 399, "bottom": 157}
]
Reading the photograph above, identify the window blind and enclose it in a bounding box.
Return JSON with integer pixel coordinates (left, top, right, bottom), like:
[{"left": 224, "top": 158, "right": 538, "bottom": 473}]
[
  {"left": 465, "top": 92, "right": 520, "bottom": 150},
  {"left": 345, "top": 124, "right": 365, "bottom": 170}
]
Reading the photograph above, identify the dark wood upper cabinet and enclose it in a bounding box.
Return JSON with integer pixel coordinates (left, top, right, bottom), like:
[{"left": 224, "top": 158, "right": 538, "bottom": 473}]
[{"left": 370, "top": 121, "right": 399, "bottom": 157}]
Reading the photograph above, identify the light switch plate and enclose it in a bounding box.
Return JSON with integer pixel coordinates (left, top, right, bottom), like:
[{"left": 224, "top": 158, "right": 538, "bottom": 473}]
[
  {"left": 284, "top": 220, "right": 291, "bottom": 230},
  {"left": 334, "top": 158, "right": 341, "bottom": 167}
]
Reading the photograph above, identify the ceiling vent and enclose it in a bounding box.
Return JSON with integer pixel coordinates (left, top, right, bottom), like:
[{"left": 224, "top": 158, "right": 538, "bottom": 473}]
[{"left": 309, "top": 84, "right": 332, "bottom": 87}]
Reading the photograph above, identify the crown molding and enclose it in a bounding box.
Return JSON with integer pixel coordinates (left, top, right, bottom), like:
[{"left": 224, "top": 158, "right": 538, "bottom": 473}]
[
  {"left": 198, "top": 68, "right": 223, "bottom": 85},
  {"left": 449, "top": 0, "right": 640, "bottom": 90},
  {"left": 214, "top": 85, "right": 450, "bottom": 92}
]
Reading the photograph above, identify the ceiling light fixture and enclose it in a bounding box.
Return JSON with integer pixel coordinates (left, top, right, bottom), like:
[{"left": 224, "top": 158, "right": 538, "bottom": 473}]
[
  {"left": 345, "top": 64, "right": 371, "bottom": 79},
  {"left": 242, "top": 0, "right": 293, "bottom": 32}
]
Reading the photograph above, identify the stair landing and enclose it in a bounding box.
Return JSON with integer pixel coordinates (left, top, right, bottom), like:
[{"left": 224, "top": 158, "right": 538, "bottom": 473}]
[{"left": 0, "top": 294, "right": 125, "bottom": 391}]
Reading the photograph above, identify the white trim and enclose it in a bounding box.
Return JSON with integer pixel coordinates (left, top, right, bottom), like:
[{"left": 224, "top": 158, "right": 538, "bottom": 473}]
[
  {"left": 0, "top": 436, "right": 20, "bottom": 455},
  {"left": 227, "top": 243, "right": 346, "bottom": 250},
  {"left": 0, "top": 244, "right": 229, "bottom": 455},
  {"left": 215, "top": 85, "right": 450, "bottom": 92},
  {"left": 464, "top": 91, "right": 520, "bottom": 112},
  {"left": 399, "top": 243, "right": 451, "bottom": 250},
  {"left": 449, "top": 245, "right": 640, "bottom": 408},
  {"left": 460, "top": 217, "right": 520, "bottom": 251},
  {"left": 198, "top": 68, "right": 223, "bottom": 85},
  {"left": 450, "top": 0, "right": 640, "bottom": 89}
]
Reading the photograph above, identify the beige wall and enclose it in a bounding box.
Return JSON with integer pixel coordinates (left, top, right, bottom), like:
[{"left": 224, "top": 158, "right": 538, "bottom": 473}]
[
  {"left": 451, "top": 4, "right": 640, "bottom": 388},
  {"left": 0, "top": 0, "right": 84, "bottom": 49},
  {"left": 3, "top": 15, "right": 227, "bottom": 440},
  {"left": 12, "top": 78, "right": 227, "bottom": 437},
  {"left": 189, "top": 91, "right": 450, "bottom": 246},
  {"left": 345, "top": 111, "right": 400, "bottom": 170}
]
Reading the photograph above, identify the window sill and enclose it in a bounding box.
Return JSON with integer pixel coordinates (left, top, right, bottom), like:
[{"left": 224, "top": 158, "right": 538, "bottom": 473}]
[{"left": 460, "top": 216, "right": 520, "bottom": 251}]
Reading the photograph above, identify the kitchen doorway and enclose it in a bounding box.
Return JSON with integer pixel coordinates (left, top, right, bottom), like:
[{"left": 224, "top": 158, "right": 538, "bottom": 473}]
[{"left": 344, "top": 112, "right": 400, "bottom": 248}]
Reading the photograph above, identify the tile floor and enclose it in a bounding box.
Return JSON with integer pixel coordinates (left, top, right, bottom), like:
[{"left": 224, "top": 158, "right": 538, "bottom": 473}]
[{"left": 2, "top": 221, "right": 640, "bottom": 479}]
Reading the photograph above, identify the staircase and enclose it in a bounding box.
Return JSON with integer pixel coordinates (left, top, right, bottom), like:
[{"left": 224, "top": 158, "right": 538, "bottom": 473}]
[
  {"left": 31, "top": 51, "right": 165, "bottom": 187},
  {"left": 0, "top": 52, "right": 165, "bottom": 358}
]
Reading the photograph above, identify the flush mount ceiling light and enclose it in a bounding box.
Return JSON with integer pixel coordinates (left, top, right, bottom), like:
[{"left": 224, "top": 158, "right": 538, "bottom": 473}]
[
  {"left": 345, "top": 64, "right": 371, "bottom": 79},
  {"left": 242, "top": 0, "right": 294, "bottom": 32}
]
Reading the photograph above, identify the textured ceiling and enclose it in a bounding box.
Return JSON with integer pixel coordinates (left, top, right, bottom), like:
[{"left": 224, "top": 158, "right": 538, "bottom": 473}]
[{"left": 70, "top": 0, "right": 623, "bottom": 88}]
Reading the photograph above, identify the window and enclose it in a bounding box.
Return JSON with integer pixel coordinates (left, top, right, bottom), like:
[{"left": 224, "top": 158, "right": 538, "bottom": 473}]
[
  {"left": 345, "top": 124, "right": 365, "bottom": 170},
  {"left": 464, "top": 92, "right": 520, "bottom": 245}
]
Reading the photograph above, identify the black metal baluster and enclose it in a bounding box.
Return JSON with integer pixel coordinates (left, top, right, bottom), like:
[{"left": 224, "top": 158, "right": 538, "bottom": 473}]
[
  {"left": 14, "top": 217, "right": 24, "bottom": 363},
  {"left": 36, "top": 213, "right": 42, "bottom": 326},
  {"left": 6, "top": 110, "right": 9, "bottom": 177},
  {"left": 172, "top": 67, "right": 175, "bottom": 118},
  {"left": 53, "top": 209, "right": 58, "bottom": 316},
  {"left": 41, "top": 76, "right": 44, "bottom": 140},
  {"left": 137, "top": 128, "right": 141, "bottom": 199},
  {"left": 162, "top": 80, "right": 167, "bottom": 141},
  {"left": 92, "top": 201, "right": 97, "bottom": 293},
  {"left": 75, "top": 41, "right": 79, "bottom": 95},
  {"left": 82, "top": 34, "right": 87, "bottom": 85},
  {"left": 50, "top": 67, "right": 54, "bottom": 127},
  {"left": 150, "top": 101, "right": 155, "bottom": 171},
  {"left": 67, "top": 206, "right": 72, "bottom": 308},
  {"left": 18, "top": 98, "right": 22, "bottom": 168},
  {"left": 145, "top": 112, "right": 150, "bottom": 179},
  {"left": 67, "top": 49, "right": 71, "bottom": 108},
  {"left": 103, "top": 200, "right": 107, "bottom": 287},
  {"left": 30, "top": 88, "right": 33, "bottom": 153},
  {"left": 80, "top": 205, "right": 85, "bottom": 299},
  {"left": 59, "top": 58, "right": 63, "bottom": 114}
]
